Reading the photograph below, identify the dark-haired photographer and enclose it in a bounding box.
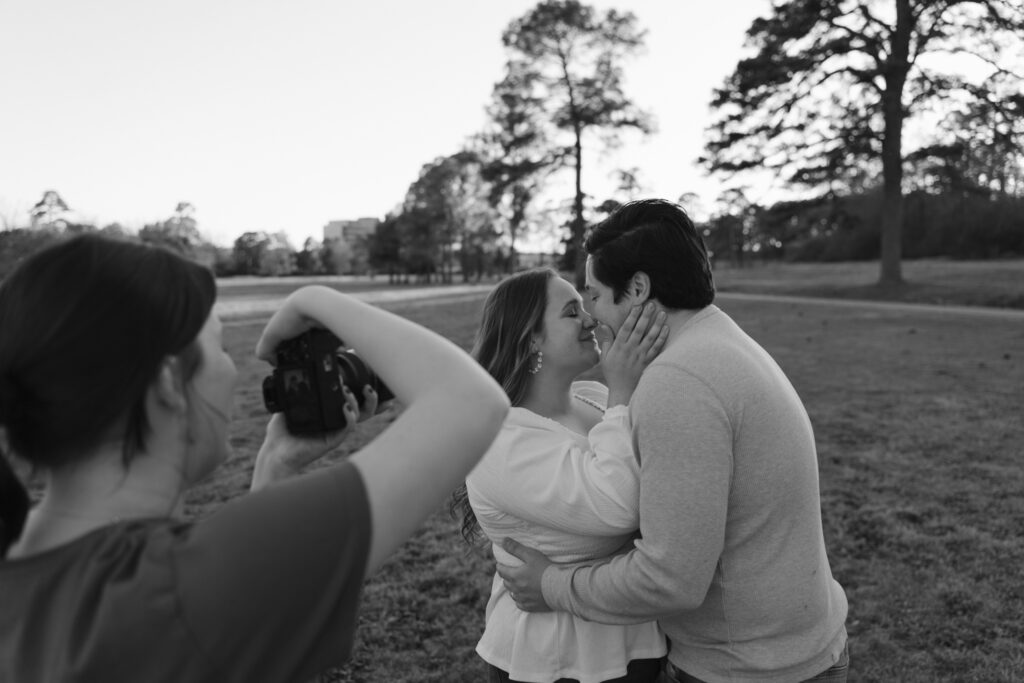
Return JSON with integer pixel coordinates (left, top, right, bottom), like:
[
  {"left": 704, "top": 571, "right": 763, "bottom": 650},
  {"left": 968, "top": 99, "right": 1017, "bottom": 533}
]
[{"left": 0, "top": 234, "right": 508, "bottom": 682}]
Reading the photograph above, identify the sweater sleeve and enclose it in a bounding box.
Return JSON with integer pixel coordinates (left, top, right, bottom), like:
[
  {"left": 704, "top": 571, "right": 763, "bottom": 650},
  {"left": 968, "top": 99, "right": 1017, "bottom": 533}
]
[
  {"left": 471, "top": 403, "right": 641, "bottom": 536},
  {"left": 541, "top": 365, "right": 732, "bottom": 623},
  {"left": 172, "top": 462, "right": 371, "bottom": 682}
]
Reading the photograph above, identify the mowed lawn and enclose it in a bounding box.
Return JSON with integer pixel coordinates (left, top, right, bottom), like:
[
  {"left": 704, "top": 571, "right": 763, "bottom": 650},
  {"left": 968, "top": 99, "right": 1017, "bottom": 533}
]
[
  {"left": 190, "top": 261, "right": 1024, "bottom": 682},
  {"left": 713, "top": 258, "right": 1024, "bottom": 309}
]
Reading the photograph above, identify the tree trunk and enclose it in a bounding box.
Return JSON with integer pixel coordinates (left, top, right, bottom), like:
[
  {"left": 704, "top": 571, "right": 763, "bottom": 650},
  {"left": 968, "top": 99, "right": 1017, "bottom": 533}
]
[
  {"left": 509, "top": 229, "right": 518, "bottom": 274},
  {"left": 879, "top": 0, "right": 912, "bottom": 286},
  {"left": 572, "top": 123, "right": 586, "bottom": 288}
]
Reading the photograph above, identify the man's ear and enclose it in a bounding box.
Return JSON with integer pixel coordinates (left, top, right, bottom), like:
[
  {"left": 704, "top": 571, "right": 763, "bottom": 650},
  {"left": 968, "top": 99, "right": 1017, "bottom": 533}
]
[
  {"left": 153, "top": 357, "right": 187, "bottom": 413},
  {"left": 629, "top": 271, "right": 652, "bottom": 304}
]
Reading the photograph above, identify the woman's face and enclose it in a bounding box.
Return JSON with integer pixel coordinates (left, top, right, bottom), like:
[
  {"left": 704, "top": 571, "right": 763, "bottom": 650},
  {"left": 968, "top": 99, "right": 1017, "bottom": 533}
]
[
  {"left": 534, "top": 277, "right": 599, "bottom": 377},
  {"left": 183, "top": 312, "right": 238, "bottom": 483}
]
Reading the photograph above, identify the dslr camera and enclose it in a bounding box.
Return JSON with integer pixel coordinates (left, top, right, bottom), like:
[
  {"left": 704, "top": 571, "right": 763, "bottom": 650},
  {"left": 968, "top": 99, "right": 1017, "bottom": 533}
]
[{"left": 262, "top": 328, "right": 394, "bottom": 434}]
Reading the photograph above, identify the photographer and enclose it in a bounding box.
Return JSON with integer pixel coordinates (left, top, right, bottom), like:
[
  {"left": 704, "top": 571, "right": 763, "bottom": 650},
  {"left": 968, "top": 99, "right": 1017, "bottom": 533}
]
[{"left": 0, "top": 234, "right": 509, "bottom": 682}]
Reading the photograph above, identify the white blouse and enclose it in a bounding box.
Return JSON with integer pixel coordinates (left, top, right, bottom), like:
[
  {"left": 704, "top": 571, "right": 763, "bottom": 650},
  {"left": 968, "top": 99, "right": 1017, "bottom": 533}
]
[{"left": 466, "top": 381, "right": 666, "bottom": 683}]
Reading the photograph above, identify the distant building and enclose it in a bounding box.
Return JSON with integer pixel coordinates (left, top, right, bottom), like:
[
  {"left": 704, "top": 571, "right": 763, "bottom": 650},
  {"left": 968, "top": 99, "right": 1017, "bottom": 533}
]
[
  {"left": 322, "top": 221, "right": 344, "bottom": 241},
  {"left": 323, "top": 217, "right": 379, "bottom": 244},
  {"left": 516, "top": 252, "right": 557, "bottom": 269}
]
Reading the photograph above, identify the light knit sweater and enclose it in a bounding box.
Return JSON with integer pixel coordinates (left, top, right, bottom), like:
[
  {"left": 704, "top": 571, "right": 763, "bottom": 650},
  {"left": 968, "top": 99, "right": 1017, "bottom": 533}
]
[
  {"left": 467, "top": 381, "right": 666, "bottom": 683},
  {"left": 541, "top": 306, "right": 848, "bottom": 683}
]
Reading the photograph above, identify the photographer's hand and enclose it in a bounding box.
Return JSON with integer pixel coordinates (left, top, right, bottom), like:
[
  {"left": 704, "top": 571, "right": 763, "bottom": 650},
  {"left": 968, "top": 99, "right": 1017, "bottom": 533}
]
[
  {"left": 249, "top": 387, "right": 359, "bottom": 491},
  {"left": 358, "top": 385, "right": 382, "bottom": 422}
]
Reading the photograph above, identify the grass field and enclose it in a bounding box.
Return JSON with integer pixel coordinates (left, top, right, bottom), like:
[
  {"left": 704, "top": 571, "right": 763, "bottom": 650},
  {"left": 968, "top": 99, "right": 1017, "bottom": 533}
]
[
  {"left": 713, "top": 258, "right": 1024, "bottom": 309},
  {"left": 189, "top": 260, "right": 1024, "bottom": 682}
]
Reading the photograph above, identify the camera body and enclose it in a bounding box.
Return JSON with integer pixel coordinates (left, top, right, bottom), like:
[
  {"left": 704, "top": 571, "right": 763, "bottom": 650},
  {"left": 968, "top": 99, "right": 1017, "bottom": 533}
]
[{"left": 262, "top": 328, "right": 394, "bottom": 434}]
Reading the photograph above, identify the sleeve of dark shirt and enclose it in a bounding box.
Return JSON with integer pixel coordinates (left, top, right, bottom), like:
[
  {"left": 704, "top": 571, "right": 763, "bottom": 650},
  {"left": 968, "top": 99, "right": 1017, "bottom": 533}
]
[{"left": 172, "top": 461, "right": 371, "bottom": 682}]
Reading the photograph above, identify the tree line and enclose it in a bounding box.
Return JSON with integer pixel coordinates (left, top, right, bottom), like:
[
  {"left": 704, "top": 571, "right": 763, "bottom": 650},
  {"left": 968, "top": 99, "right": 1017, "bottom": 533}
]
[
  {"left": 3, "top": 1, "right": 1023, "bottom": 284},
  {"left": 0, "top": 194, "right": 373, "bottom": 279}
]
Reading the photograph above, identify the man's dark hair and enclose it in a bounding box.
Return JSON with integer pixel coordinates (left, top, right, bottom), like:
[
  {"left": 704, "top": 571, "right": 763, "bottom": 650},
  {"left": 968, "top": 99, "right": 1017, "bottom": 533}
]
[{"left": 584, "top": 198, "right": 715, "bottom": 310}]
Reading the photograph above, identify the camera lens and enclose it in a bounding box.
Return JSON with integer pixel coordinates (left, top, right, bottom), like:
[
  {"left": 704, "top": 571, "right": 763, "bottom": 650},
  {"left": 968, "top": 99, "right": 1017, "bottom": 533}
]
[{"left": 262, "top": 375, "right": 281, "bottom": 413}]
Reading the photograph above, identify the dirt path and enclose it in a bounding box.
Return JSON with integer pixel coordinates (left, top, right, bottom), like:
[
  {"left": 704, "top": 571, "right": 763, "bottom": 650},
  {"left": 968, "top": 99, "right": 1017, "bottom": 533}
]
[
  {"left": 217, "top": 283, "right": 493, "bottom": 324},
  {"left": 717, "top": 291, "right": 1024, "bottom": 320},
  {"left": 219, "top": 282, "right": 1024, "bottom": 325}
]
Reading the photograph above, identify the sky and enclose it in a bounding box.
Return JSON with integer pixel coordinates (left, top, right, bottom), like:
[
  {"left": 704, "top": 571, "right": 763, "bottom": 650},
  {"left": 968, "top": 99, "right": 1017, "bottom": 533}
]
[{"left": 0, "top": 0, "right": 776, "bottom": 250}]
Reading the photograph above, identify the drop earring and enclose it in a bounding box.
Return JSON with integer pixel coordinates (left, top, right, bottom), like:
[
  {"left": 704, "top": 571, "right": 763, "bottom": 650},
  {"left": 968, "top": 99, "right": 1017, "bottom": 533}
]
[{"left": 529, "top": 350, "right": 543, "bottom": 375}]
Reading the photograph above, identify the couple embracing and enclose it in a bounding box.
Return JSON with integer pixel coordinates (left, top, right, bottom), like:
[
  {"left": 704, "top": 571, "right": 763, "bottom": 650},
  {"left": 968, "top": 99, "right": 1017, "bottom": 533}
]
[{"left": 455, "top": 199, "right": 849, "bottom": 683}]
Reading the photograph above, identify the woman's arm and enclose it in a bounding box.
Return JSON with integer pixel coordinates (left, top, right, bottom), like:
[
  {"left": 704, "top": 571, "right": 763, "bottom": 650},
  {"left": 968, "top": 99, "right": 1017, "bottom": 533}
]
[
  {"left": 256, "top": 285, "right": 509, "bottom": 575},
  {"left": 471, "top": 400, "right": 640, "bottom": 537},
  {"left": 470, "top": 308, "right": 667, "bottom": 538}
]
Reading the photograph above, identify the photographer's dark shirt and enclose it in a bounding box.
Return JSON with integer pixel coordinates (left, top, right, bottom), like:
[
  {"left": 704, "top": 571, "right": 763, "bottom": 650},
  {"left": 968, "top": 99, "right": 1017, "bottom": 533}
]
[{"left": 0, "top": 462, "right": 370, "bottom": 683}]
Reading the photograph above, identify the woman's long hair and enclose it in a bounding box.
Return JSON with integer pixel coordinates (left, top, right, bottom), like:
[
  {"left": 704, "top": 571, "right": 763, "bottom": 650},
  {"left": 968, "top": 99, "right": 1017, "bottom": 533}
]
[
  {"left": 451, "top": 268, "right": 554, "bottom": 546},
  {"left": 0, "top": 234, "right": 215, "bottom": 555}
]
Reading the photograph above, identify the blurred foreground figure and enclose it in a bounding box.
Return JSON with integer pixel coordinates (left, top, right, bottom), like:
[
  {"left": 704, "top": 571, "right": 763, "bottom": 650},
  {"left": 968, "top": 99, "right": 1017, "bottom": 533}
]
[{"left": 0, "top": 234, "right": 508, "bottom": 682}]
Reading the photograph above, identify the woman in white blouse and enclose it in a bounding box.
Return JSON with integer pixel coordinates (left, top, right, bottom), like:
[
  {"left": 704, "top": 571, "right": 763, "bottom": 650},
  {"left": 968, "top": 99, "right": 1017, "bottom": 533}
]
[{"left": 452, "top": 268, "right": 669, "bottom": 683}]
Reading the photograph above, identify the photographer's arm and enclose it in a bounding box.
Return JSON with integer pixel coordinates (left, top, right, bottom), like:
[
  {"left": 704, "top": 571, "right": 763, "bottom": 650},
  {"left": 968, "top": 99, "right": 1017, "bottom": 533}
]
[{"left": 256, "top": 285, "right": 509, "bottom": 576}]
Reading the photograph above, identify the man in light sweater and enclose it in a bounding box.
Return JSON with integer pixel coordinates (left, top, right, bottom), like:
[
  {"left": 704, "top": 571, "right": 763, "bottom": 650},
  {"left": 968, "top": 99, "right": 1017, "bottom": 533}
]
[{"left": 498, "top": 199, "right": 849, "bottom": 682}]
